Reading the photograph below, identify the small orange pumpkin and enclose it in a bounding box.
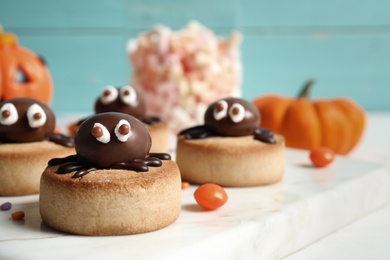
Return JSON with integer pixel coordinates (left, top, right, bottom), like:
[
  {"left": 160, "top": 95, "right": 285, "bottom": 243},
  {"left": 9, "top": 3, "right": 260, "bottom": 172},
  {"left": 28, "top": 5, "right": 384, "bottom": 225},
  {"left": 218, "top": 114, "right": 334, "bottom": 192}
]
[
  {"left": 0, "top": 27, "right": 52, "bottom": 104},
  {"left": 253, "top": 80, "right": 365, "bottom": 154}
]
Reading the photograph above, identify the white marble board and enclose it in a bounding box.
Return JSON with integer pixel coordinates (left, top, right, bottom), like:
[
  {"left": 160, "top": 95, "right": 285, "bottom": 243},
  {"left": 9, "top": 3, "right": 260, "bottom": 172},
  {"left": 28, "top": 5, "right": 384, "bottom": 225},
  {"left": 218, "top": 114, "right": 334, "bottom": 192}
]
[{"left": 1, "top": 147, "right": 389, "bottom": 260}]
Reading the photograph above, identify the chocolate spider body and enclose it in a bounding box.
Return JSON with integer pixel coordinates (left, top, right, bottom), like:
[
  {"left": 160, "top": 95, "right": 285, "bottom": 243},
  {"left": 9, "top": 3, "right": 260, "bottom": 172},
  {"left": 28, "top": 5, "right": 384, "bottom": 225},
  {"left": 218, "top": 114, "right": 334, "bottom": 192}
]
[
  {"left": 50, "top": 112, "right": 170, "bottom": 178},
  {"left": 74, "top": 85, "right": 162, "bottom": 137},
  {"left": 179, "top": 97, "right": 276, "bottom": 144},
  {"left": 0, "top": 98, "right": 74, "bottom": 147},
  {"left": 94, "top": 85, "right": 161, "bottom": 125}
]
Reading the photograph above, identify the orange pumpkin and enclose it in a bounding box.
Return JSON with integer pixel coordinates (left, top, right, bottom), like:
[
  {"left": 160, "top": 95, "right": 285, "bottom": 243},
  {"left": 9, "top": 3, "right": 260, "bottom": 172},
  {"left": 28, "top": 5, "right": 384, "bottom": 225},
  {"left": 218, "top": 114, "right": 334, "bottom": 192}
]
[
  {"left": 253, "top": 80, "right": 365, "bottom": 154},
  {"left": 0, "top": 28, "right": 52, "bottom": 104}
]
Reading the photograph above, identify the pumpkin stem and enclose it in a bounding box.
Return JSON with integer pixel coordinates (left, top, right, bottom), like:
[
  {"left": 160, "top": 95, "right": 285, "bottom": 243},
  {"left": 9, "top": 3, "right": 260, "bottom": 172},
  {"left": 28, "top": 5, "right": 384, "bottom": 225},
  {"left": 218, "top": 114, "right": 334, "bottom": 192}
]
[{"left": 297, "top": 79, "right": 315, "bottom": 99}]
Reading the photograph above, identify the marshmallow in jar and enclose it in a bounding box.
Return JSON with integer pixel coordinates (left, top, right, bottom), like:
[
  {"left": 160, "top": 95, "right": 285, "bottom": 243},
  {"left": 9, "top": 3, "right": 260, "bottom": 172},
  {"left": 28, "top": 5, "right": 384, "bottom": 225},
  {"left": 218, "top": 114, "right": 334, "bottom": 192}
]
[{"left": 127, "top": 21, "right": 242, "bottom": 133}]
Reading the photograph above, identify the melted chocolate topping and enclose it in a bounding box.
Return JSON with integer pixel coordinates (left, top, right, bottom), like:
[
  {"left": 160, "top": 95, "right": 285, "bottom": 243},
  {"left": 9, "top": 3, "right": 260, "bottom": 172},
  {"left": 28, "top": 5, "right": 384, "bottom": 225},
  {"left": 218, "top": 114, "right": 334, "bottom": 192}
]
[
  {"left": 138, "top": 116, "right": 162, "bottom": 125},
  {"left": 48, "top": 154, "right": 78, "bottom": 166},
  {"left": 0, "top": 98, "right": 55, "bottom": 143},
  {"left": 77, "top": 85, "right": 162, "bottom": 127},
  {"left": 48, "top": 112, "right": 171, "bottom": 178},
  {"left": 148, "top": 153, "right": 171, "bottom": 160},
  {"left": 204, "top": 97, "right": 260, "bottom": 136},
  {"left": 75, "top": 113, "right": 151, "bottom": 168},
  {"left": 48, "top": 133, "right": 75, "bottom": 147},
  {"left": 94, "top": 86, "right": 146, "bottom": 119},
  {"left": 110, "top": 153, "right": 171, "bottom": 172},
  {"left": 49, "top": 152, "right": 171, "bottom": 178},
  {"left": 178, "top": 97, "right": 276, "bottom": 144},
  {"left": 179, "top": 125, "right": 217, "bottom": 139},
  {"left": 254, "top": 128, "right": 276, "bottom": 144},
  {"left": 0, "top": 98, "right": 74, "bottom": 147},
  {"left": 76, "top": 115, "right": 162, "bottom": 128},
  {"left": 180, "top": 125, "right": 276, "bottom": 144}
]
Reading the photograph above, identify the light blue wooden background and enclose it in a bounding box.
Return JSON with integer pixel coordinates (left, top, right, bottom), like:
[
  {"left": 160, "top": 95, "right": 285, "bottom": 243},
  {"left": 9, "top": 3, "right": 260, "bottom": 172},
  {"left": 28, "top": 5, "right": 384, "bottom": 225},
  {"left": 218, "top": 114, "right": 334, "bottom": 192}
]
[{"left": 1, "top": 0, "right": 389, "bottom": 114}]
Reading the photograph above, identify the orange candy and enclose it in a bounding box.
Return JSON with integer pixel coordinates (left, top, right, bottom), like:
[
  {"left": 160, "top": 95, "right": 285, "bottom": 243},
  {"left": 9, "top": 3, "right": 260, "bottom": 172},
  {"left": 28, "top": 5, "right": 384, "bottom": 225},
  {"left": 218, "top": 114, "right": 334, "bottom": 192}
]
[
  {"left": 194, "top": 183, "right": 228, "bottom": 210},
  {"left": 11, "top": 211, "right": 25, "bottom": 221},
  {"left": 310, "top": 147, "right": 335, "bottom": 168}
]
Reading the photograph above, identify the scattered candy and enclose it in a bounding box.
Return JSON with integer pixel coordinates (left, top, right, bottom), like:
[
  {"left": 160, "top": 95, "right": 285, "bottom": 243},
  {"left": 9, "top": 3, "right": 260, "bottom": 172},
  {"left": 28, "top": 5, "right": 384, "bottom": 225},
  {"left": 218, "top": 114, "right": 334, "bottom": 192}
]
[
  {"left": 181, "top": 181, "right": 190, "bottom": 190},
  {"left": 0, "top": 202, "right": 12, "bottom": 211},
  {"left": 11, "top": 211, "right": 25, "bottom": 221},
  {"left": 310, "top": 147, "right": 335, "bottom": 168},
  {"left": 194, "top": 183, "right": 228, "bottom": 210},
  {"left": 128, "top": 21, "right": 242, "bottom": 132}
]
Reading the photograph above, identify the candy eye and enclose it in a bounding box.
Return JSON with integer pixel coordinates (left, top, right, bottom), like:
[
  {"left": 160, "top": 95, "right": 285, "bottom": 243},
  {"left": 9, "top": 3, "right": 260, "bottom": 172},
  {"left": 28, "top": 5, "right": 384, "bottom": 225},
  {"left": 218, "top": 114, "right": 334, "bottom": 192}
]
[
  {"left": 119, "top": 85, "right": 137, "bottom": 106},
  {"left": 0, "top": 103, "right": 18, "bottom": 126},
  {"left": 213, "top": 100, "right": 228, "bottom": 121},
  {"left": 92, "top": 123, "right": 110, "bottom": 143},
  {"left": 100, "top": 85, "right": 118, "bottom": 105},
  {"left": 228, "top": 103, "right": 245, "bottom": 123},
  {"left": 114, "top": 119, "right": 132, "bottom": 142},
  {"left": 27, "top": 104, "right": 47, "bottom": 128}
]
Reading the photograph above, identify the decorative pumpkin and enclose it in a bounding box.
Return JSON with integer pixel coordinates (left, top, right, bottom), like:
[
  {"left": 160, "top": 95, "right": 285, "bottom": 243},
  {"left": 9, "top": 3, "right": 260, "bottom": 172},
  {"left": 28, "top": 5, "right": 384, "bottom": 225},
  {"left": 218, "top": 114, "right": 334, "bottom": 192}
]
[
  {"left": 0, "top": 27, "right": 52, "bottom": 104},
  {"left": 253, "top": 80, "right": 365, "bottom": 154}
]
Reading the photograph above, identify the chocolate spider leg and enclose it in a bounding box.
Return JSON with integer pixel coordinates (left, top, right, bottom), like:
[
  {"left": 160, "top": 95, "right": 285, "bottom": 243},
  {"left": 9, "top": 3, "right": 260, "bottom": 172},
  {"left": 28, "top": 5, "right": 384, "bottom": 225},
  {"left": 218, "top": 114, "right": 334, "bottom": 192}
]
[
  {"left": 57, "top": 162, "right": 84, "bottom": 174},
  {"left": 111, "top": 160, "right": 148, "bottom": 172},
  {"left": 72, "top": 167, "right": 98, "bottom": 178},
  {"left": 49, "top": 133, "right": 75, "bottom": 147},
  {"left": 48, "top": 154, "right": 78, "bottom": 166},
  {"left": 144, "top": 157, "right": 162, "bottom": 167},
  {"left": 178, "top": 125, "right": 204, "bottom": 135},
  {"left": 254, "top": 128, "right": 276, "bottom": 144},
  {"left": 179, "top": 125, "right": 216, "bottom": 139},
  {"left": 147, "top": 153, "right": 171, "bottom": 160},
  {"left": 138, "top": 115, "right": 162, "bottom": 125}
]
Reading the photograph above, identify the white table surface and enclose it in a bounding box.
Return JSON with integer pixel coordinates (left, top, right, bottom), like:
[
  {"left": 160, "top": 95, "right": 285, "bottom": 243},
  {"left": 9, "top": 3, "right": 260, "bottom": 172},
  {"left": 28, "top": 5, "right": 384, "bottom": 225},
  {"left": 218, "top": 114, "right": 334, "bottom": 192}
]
[
  {"left": 0, "top": 112, "right": 389, "bottom": 260},
  {"left": 286, "top": 112, "right": 390, "bottom": 260}
]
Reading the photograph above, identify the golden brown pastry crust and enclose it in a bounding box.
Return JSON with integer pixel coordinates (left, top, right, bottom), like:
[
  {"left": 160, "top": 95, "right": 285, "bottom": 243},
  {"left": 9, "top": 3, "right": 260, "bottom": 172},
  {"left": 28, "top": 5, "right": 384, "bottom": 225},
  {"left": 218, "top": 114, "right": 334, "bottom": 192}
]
[
  {"left": 176, "top": 134, "right": 285, "bottom": 187},
  {"left": 0, "top": 141, "right": 75, "bottom": 196},
  {"left": 39, "top": 160, "right": 181, "bottom": 236}
]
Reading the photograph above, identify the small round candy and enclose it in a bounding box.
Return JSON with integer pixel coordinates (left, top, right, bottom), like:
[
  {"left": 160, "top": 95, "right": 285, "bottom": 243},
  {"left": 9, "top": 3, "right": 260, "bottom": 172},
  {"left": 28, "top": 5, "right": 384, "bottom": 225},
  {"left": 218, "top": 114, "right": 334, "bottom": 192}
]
[
  {"left": 310, "top": 147, "right": 335, "bottom": 168},
  {"left": 194, "top": 183, "right": 228, "bottom": 210}
]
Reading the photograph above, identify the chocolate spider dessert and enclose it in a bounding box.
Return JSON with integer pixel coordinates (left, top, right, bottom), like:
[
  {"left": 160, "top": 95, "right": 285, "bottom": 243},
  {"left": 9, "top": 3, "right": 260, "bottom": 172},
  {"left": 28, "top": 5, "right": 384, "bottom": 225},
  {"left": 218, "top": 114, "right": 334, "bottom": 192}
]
[
  {"left": 68, "top": 85, "right": 170, "bottom": 153},
  {"left": 176, "top": 97, "right": 285, "bottom": 187},
  {"left": 0, "top": 98, "right": 74, "bottom": 196},
  {"left": 40, "top": 112, "right": 181, "bottom": 236}
]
